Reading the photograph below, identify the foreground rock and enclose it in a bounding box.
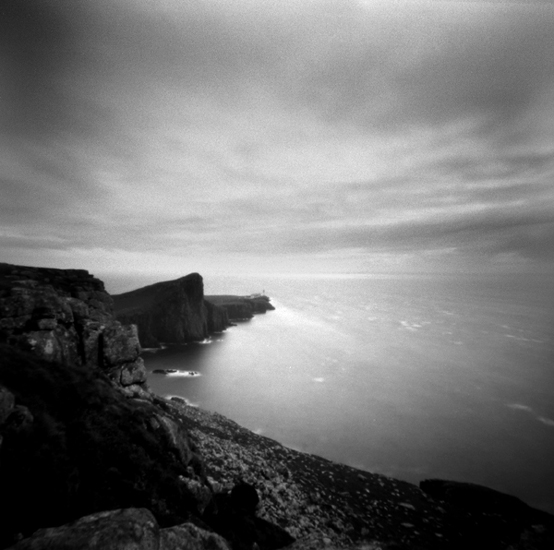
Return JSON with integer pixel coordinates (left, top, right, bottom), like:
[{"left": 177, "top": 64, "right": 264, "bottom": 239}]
[
  {"left": 0, "top": 344, "right": 210, "bottom": 548},
  {"left": 7, "top": 508, "right": 231, "bottom": 550}
]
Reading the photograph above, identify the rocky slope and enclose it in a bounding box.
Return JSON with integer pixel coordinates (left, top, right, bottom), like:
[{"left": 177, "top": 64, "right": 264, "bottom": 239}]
[
  {"left": 1, "top": 263, "right": 553, "bottom": 550},
  {"left": 168, "top": 398, "right": 554, "bottom": 550}
]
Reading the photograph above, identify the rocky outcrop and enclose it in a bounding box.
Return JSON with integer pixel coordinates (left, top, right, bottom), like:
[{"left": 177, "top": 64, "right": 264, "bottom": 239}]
[
  {"left": 113, "top": 274, "right": 231, "bottom": 348},
  {"left": 0, "top": 263, "right": 148, "bottom": 398},
  {"left": 206, "top": 294, "right": 275, "bottom": 320},
  {"left": 7, "top": 508, "right": 231, "bottom": 550},
  {"left": 0, "top": 344, "right": 212, "bottom": 548}
]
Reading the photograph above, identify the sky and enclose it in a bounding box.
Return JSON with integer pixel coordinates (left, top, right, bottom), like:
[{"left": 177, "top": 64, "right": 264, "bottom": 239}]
[{"left": 2, "top": 0, "right": 554, "bottom": 284}]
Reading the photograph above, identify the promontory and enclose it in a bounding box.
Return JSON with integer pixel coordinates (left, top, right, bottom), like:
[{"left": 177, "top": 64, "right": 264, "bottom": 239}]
[{"left": 0, "top": 262, "right": 552, "bottom": 550}]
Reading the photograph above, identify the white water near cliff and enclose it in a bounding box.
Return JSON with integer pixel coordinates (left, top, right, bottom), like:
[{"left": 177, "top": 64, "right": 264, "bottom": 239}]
[{"left": 125, "top": 273, "right": 554, "bottom": 514}]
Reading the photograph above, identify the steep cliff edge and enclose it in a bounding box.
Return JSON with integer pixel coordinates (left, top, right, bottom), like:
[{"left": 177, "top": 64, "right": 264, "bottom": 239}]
[
  {"left": 0, "top": 263, "right": 148, "bottom": 398},
  {"left": 113, "top": 273, "right": 231, "bottom": 348},
  {"left": 112, "top": 275, "right": 275, "bottom": 349}
]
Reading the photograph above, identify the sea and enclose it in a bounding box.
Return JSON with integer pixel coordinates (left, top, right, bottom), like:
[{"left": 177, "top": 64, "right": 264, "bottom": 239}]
[{"left": 107, "top": 272, "right": 554, "bottom": 514}]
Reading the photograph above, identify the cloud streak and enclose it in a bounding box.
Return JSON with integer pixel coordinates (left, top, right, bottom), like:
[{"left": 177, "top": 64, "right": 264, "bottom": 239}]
[{"left": 1, "top": 0, "right": 554, "bottom": 277}]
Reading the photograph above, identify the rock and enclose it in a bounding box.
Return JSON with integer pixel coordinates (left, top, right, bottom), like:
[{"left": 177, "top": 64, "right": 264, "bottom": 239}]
[
  {"left": 205, "top": 299, "right": 230, "bottom": 333},
  {"left": 113, "top": 275, "right": 274, "bottom": 348},
  {"left": 231, "top": 481, "right": 260, "bottom": 514},
  {"left": 0, "top": 263, "right": 148, "bottom": 395},
  {"left": 203, "top": 482, "right": 294, "bottom": 550},
  {"left": 160, "top": 522, "right": 231, "bottom": 550},
  {"left": 8, "top": 325, "right": 81, "bottom": 367},
  {"left": 205, "top": 294, "right": 275, "bottom": 321},
  {"left": 419, "top": 479, "right": 530, "bottom": 516},
  {"left": 102, "top": 322, "right": 141, "bottom": 366},
  {"left": 154, "top": 412, "right": 196, "bottom": 466},
  {"left": 0, "top": 384, "right": 15, "bottom": 424},
  {"left": 7, "top": 508, "right": 159, "bottom": 550},
  {"left": 180, "top": 477, "right": 213, "bottom": 514},
  {"left": 0, "top": 345, "right": 204, "bottom": 547},
  {"left": 2, "top": 404, "right": 34, "bottom": 435},
  {"left": 113, "top": 273, "right": 219, "bottom": 347},
  {"left": 120, "top": 357, "right": 147, "bottom": 386}
]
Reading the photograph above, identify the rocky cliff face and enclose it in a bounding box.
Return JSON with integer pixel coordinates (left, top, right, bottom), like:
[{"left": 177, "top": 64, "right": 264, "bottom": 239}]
[
  {"left": 0, "top": 263, "right": 148, "bottom": 398},
  {"left": 113, "top": 273, "right": 230, "bottom": 348},
  {"left": 205, "top": 294, "right": 275, "bottom": 320}
]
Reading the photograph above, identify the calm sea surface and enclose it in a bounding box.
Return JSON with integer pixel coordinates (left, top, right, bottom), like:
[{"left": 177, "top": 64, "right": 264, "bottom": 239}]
[{"left": 115, "top": 273, "right": 554, "bottom": 513}]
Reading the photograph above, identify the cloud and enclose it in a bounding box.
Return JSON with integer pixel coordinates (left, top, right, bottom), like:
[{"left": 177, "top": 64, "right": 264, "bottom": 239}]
[{"left": 1, "top": 0, "right": 554, "bottom": 274}]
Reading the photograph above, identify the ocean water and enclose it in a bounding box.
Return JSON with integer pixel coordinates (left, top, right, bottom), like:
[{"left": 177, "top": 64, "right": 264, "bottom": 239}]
[{"left": 135, "top": 273, "right": 554, "bottom": 513}]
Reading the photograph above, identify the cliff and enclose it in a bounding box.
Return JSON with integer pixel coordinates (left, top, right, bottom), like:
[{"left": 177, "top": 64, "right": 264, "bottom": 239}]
[
  {"left": 112, "top": 276, "right": 275, "bottom": 348},
  {"left": 1, "top": 264, "right": 553, "bottom": 550},
  {"left": 0, "top": 263, "right": 148, "bottom": 398},
  {"left": 112, "top": 273, "right": 231, "bottom": 348},
  {"left": 206, "top": 294, "right": 275, "bottom": 320},
  {"left": 0, "top": 264, "right": 288, "bottom": 550}
]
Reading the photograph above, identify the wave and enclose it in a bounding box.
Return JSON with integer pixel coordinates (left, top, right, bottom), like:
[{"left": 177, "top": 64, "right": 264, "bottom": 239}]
[
  {"left": 507, "top": 403, "right": 533, "bottom": 412},
  {"left": 166, "top": 370, "right": 201, "bottom": 377},
  {"left": 507, "top": 403, "right": 554, "bottom": 427}
]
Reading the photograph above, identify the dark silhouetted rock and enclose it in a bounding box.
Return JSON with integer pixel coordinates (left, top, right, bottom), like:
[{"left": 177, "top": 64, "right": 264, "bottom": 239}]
[
  {"left": 419, "top": 479, "right": 554, "bottom": 549},
  {"left": 113, "top": 273, "right": 230, "bottom": 348},
  {"left": 231, "top": 481, "right": 260, "bottom": 514},
  {"left": 205, "top": 294, "right": 275, "bottom": 321},
  {"left": 203, "top": 482, "right": 294, "bottom": 550}
]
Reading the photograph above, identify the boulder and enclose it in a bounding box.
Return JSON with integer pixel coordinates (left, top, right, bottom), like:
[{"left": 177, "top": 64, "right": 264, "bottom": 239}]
[
  {"left": 7, "top": 508, "right": 159, "bottom": 550},
  {"left": 120, "top": 358, "right": 147, "bottom": 386},
  {"left": 160, "top": 522, "right": 231, "bottom": 550}
]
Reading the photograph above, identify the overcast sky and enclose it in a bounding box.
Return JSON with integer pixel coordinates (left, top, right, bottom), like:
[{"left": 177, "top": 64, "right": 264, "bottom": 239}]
[{"left": 2, "top": 0, "right": 554, "bottom": 283}]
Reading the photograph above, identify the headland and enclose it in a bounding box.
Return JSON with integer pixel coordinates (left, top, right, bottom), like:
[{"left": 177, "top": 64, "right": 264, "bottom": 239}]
[{"left": 0, "top": 262, "right": 552, "bottom": 550}]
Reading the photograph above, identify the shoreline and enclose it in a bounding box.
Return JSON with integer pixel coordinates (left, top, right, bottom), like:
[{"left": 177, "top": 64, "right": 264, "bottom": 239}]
[{"left": 160, "top": 395, "right": 554, "bottom": 549}]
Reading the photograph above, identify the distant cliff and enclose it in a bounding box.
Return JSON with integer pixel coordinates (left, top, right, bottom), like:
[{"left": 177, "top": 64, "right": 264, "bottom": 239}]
[
  {"left": 112, "top": 273, "right": 230, "bottom": 348},
  {"left": 113, "top": 275, "right": 275, "bottom": 348},
  {"left": 206, "top": 294, "right": 275, "bottom": 320}
]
